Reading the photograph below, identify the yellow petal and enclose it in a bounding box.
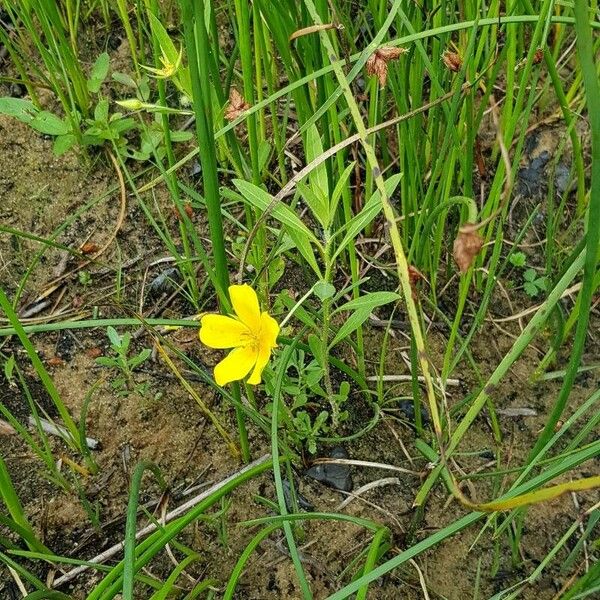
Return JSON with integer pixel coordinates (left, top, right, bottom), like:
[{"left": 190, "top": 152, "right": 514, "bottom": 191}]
[
  {"left": 214, "top": 345, "right": 258, "bottom": 386},
  {"left": 259, "top": 311, "right": 280, "bottom": 349},
  {"left": 247, "top": 342, "right": 271, "bottom": 385},
  {"left": 247, "top": 313, "right": 279, "bottom": 385},
  {"left": 229, "top": 284, "right": 261, "bottom": 331},
  {"left": 199, "top": 314, "right": 249, "bottom": 349}
]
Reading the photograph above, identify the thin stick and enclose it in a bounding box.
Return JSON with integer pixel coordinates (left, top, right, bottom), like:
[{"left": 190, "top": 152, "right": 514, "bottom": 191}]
[
  {"left": 52, "top": 454, "right": 271, "bottom": 588},
  {"left": 310, "top": 458, "right": 420, "bottom": 476},
  {"left": 336, "top": 477, "right": 402, "bottom": 510}
]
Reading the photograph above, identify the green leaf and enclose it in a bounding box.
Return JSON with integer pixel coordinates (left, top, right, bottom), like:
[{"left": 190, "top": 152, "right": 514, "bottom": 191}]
[
  {"left": 304, "top": 125, "right": 329, "bottom": 227},
  {"left": 258, "top": 140, "right": 272, "bottom": 173},
  {"left": 298, "top": 181, "right": 329, "bottom": 231},
  {"left": 29, "top": 111, "right": 70, "bottom": 136},
  {"left": 308, "top": 334, "right": 325, "bottom": 368},
  {"left": 112, "top": 72, "right": 138, "bottom": 88},
  {"left": 509, "top": 251, "right": 527, "bottom": 268},
  {"left": 4, "top": 355, "right": 15, "bottom": 381},
  {"left": 329, "top": 162, "right": 355, "bottom": 224},
  {"left": 107, "top": 326, "right": 121, "bottom": 348},
  {"left": 87, "top": 52, "right": 110, "bottom": 93},
  {"left": 329, "top": 308, "right": 373, "bottom": 349},
  {"left": 523, "top": 281, "right": 539, "bottom": 297},
  {"left": 332, "top": 291, "right": 400, "bottom": 316},
  {"left": 313, "top": 281, "right": 336, "bottom": 301},
  {"left": 94, "top": 99, "right": 109, "bottom": 123},
  {"left": 330, "top": 292, "right": 400, "bottom": 349},
  {"left": 53, "top": 134, "right": 77, "bottom": 156},
  {"left": 232, "top": 180, "right": 318, "bottom": 243},
  {"left": 0, "top": 97, "right": 37, "bottom": 124},
  {"left": 169, "top": 130, "right": 193, "bottom": 142},
  {"left": 286, "top": 228, "right": 322, "bottom": 277},
  {"left": 267, "top": 255, "right": 285, "bottom": 288},
  {"left": 129, "top": 349, "right": 151, "bottom": 369},
  {"left": 147, "top": 11, "right": 191, "bottom": 97},
  {"left": 95, "top": 357, "right": 116, "bottom": 367},
  {"left": 523, "top": 268, "right": 537, "bottom": 282},
  {"left": 331, "top": 173, "right": 403, "bottom": 262}
]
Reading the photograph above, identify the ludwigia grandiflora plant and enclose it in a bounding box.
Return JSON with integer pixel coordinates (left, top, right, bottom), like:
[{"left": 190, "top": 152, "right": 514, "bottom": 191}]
[{"left": 1, "top": 0, "right": 600, "bottom": 597}]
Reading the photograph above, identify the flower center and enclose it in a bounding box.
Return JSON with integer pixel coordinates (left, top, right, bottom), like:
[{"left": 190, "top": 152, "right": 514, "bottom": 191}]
[{"left": 240, "top": 327, "right": 260, "bottom": 351}]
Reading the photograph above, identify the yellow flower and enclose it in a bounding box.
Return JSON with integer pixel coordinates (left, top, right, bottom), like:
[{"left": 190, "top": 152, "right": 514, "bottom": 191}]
[
  {"left": 199, "top": 285, "right": 279, "bottom": 386},
  {"left": 141, "top": 45, "right": 183, "bottom": 79}
]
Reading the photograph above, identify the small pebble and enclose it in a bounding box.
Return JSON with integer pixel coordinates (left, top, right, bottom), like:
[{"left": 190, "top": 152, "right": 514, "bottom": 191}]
[
  {"left": 190, "top": 160, "right": 202, "bottom": 179},
  {"left": 147, "top": 267, "right": 181, "bottom": 297},
  {"left": 398, "top": 400, "right": 430, "bottom": 426},
  {"left": 306, "top": 446, "right": 353, "bottom": 492}
]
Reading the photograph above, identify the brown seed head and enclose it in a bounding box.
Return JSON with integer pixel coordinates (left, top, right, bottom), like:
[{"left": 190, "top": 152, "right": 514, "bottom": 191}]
[
  {"left": 442, "top": 50, "right": 462, "bottom": 72},
  {"left": 366, "top": 46, "right": 406, "bottom": 87},
  {"left": 224, "top": 88, "right": 250, "bottom": 121},
  {"left": 453, "top": 223, "right": 484, "bottom": 273}
]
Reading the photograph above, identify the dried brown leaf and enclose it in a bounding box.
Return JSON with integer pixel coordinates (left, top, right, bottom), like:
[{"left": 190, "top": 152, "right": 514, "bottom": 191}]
[
  {"left": 85, "top": 347, "right": 103, "bottom": 359},
  {"left": 81, "top": 242, "right": 100, "bottom": 254},
  {"left": 224, "top": 88, "right": 250, "bottom": 121},
  {"left": 366, "top": 46, "right": 406, "bottom": 87},
  {"left": 453, "top": 223, "right": 484, "bottom": 273},
  {"left": 47, "top": 356, "right": 65, "bottom": 367}
]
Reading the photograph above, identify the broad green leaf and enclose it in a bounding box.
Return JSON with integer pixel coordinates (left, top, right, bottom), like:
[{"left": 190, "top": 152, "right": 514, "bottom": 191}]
[
  {"left": 297, "top": 182, "right": 328, "bottom": 231},
  {"left": 87, "top": 52, "right": 110, "bottom": 93},
  {"left": 95, "top": 357, "right": 116, "bottom": 367},
  {"left": 232, "top": 180, "right": 320, "bottom": 245},
  {"left": 112, "top": 72, "right": 137, "bottom": 88},
  {"left": 308, "top": 334, "right": 325, "bottom": 368},
  {"left": 53, "top": 134, "right": 77, "bottom": 156},
  {"left": 169, "top": 130, "right": 193, "bottom": 142},
  {"left": 287, "top": 227, "right": 322, "bottom": 278},
  {"left": 330, "top": 292, "right": 400, "bottom": 348},
  {"left": 29, "top": 111, "right": 70, "bottom": 136},
  {"left": 107, "top": 326, "right": 120, "bottom": 347},
  {"left": 313, "top": 281, "right": 336, "bottom": 301},
  {"left": 332, "top": 173, "right": 403, "bottom": 261},
  {"left": 329, "top": 307, "right": 373, "bottom": 349},
  {"left": 303, "top": 125, "right": 329, "bottom": 228},
  {"left": 94, "top": 99, "right": 109, "bottom": 123},
  {"left": 332, "top": 291, "right": 400, "bottom": 316},
  {"left": 0, "top": 97, "right": 37, "bottom": 124}
]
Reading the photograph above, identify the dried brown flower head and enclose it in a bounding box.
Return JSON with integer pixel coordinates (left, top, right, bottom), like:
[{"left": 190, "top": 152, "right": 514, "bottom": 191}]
[
  {"left": 533, "top": 48, "right": 543, "bottom": 64},
  {"left": 224, "top": 88, "right": 250, "bottom": 121},
  {"left": 366, "top": 46, "right": 406, "bottom": 87},
  {"left": 442, "top": 50, "right": 462, "bottom": 72},
  {"left": 408, "top": 265, "right": 424, "bottom": 301},
  {"left": 453, "top": 223, "right": 484, "bottom": 273}
]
